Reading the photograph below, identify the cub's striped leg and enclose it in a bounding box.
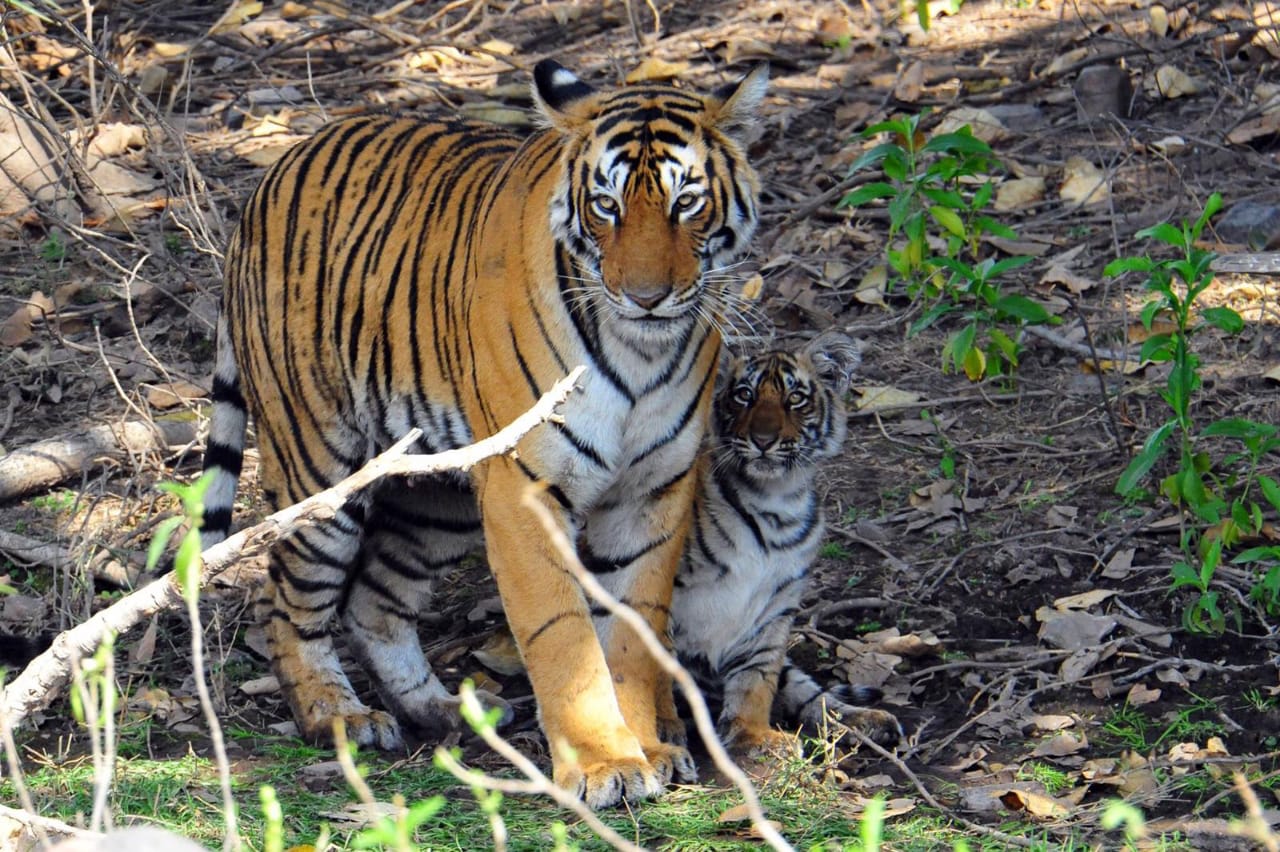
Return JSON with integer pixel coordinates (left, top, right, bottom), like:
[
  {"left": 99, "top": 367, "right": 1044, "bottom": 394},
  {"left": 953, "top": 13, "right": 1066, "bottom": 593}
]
[
  {"left": 343, "top": 479, "right": 509, "bottom": 736},
  {"left": 259, "top": 496, "right": 402, "bottom": 750},
  {"left": 713, "top": 615, "right": 803, "bottom": 759},
  {"left": 777, "top": 664, "right": 903, "bottom": 746},
  {"left": 477, "top": 458, "right": 662, "bottom": 808}
]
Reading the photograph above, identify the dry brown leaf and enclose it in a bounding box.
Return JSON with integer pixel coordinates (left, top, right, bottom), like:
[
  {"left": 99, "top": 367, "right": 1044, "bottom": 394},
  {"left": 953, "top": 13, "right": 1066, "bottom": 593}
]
[
  {"left": 473, "top": 631, "right": 525, "bottom": 676},
  {"left": 145, "top": 380, "right": 209, "bottom": 410},
  {"left": 854, "top": 385, "right": 922, "bottom": 412},
  {"left": 1153, "top": 64, "right": 1204, "bottom": 98},
  {"left": 1043, "top": 47, "right": 1090, "bottom": 77},
  {"left": 998, "top": 788, "right": 1071, "bottom": 819},
  {"left": 1101, "top": 547, "right": 1135, "bottom": 578},
  {"left": 894, "top": 61, "right": 926, "bottom": 103},
  {"left": 130, "top": 616, "right": 158, "bottom": 665},
  {"left": 1149, "top": 135, "right": 1187, "bottom": 156},
  {"left": 1037, "top": 607, "right": 1116, "bottom": 650},
  {"left": 936, "top": 106, "right": 1007, "bottom": 143},
  {"left": 458, "top": 103, "right": 533, "bottom": 128},
  {"left": 1059, "top": 647, "right": 1102, "bottom": 682},
  {"left": 1126, "top": 682, "right": 1161, "bottom": 706},
  {"left": 1030, "top": 714, "right": 1075, "bottom": 732},
  {"left": 1059, "top": 157, "right": 1110, "bottom": 206},
  {"left": 740, "top": 273, "right": 764, "bottom": 302},
  {"left": 1031, "top": 730, "right": 1090, "bottom": 758},
  {"left": 717, "top": 803, "right": 755, "bottom": 823},
  {"left": 1228, "top": 112, "right": 1280, "bottom": 146},
  {"left": 209, "top": 0, "right": 263, "bottom": 34},
  {"left": 240, "top": 675, "right": 281, "bottom": 696},
  {"left": 625, "top": 57, "right": 690, "bottom": 84},
  {"left": 1040, "top": 263, "right": 1095, "bottom": 294},
  {"left": 993, "top": 177, "right": 1045, "bottom": 211},
  {"left": 1150, "top": 5, "right": 1169, "bottom": 37},
  {"left": 1053, "top": 588, "right": 1115, "bottom": 610},
  {"left": 1265, "top": 364, "right": 1280, "bottom": 383},
  {"left": 853, "top": 265, "right": 889, "bottom": 307},
  {"left": 722, "top": 37, "right": 778, "bottom": 64}
]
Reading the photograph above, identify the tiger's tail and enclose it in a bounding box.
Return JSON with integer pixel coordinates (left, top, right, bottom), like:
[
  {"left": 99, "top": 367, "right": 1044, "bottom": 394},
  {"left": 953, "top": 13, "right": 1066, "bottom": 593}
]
[{"left": 199, "top": 314, "right": 247, "bottom": 548}]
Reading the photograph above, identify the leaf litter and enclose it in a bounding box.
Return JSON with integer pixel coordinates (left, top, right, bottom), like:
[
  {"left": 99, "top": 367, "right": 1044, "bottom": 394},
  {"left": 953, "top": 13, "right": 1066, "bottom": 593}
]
[{"left": 2, "top": 0, "right": 1280, "bottom": 846}]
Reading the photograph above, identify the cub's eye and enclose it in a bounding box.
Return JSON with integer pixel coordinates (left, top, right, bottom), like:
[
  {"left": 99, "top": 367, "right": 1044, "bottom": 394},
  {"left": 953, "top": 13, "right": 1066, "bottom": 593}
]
[
  {"left": 732, "top": 386, "right": 754, "bottom": 406},
  {"left": 786, "top": 389, "right": 809, "bottom": 407},
  {"left": 674, "top": 191, "right": 700, "bottom": 211},
  {"left": 591, "top": 195, "right": 619, "bottom": 217}
]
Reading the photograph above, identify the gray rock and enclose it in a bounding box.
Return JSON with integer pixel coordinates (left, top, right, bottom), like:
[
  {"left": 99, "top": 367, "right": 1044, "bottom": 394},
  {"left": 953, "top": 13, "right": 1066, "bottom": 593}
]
[{"left": 1215, "top": 201, "right": 1280, "bottom": 250}]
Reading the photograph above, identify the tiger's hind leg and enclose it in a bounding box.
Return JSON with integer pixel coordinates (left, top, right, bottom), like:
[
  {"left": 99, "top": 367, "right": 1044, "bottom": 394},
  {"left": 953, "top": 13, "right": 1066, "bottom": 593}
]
[
  {"left": 343, "top": 478, "right": 510, "bottom": 739},
  {"left": 261, "top": 497, "right": 403, "bottom": 750}
]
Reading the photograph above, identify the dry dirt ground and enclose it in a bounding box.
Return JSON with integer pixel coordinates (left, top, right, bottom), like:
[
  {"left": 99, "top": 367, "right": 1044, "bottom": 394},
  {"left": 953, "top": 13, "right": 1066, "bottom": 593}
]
[{"left": 2, "top": 0, "right": 1280, "bottom": 844}]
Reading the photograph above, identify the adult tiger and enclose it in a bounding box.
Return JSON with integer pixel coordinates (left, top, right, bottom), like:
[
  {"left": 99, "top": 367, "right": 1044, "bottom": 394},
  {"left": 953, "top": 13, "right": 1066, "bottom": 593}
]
[
  {"left": 671, "top": 332, "right": 902, "bottom": 758},
  {"left": 201, "top": 60, "right": 768, "bottom": 808}
]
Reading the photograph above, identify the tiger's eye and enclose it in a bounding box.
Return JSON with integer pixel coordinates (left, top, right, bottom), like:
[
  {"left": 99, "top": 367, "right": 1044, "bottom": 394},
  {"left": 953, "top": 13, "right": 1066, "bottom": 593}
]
[
  {"left": 674, "top": 191, "right": 700, "bottom": 211},
  {"left": 592, "top": 195, "right": 619, "bottom": 216},
  {"left": 732, "top": 386, "right": 754, "bottom": 405},
  {"left": 786, "top": 390, "right": 809, "bottom": 407}
]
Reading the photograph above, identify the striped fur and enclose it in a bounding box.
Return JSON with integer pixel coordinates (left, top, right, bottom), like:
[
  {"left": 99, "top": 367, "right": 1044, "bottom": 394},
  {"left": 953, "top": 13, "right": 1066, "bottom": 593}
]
[
  {"left": 202, "top": 60, "right": 767, "bottom": 808},
  {"left": 671, "top": 332, "right": 901, "bottom": 757}
]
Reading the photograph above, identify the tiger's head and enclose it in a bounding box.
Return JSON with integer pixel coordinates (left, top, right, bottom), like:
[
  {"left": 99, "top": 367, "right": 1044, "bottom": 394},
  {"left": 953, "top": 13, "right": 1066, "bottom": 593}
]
[
  {"left": 714, "top": 332, "right": 863, "bottom": 482},
  {"left": 532, "top": 60, "right": 767, "bottom": 341}
]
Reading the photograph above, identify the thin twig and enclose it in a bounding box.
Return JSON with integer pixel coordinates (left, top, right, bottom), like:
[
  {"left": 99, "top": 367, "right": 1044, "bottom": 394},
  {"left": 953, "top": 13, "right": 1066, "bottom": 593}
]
[
  {"left": 436, "top": 686, "right": 647, "bottom": 852},
  {"left": 521, "top": 490, "right": 795, "bottom": 852}
]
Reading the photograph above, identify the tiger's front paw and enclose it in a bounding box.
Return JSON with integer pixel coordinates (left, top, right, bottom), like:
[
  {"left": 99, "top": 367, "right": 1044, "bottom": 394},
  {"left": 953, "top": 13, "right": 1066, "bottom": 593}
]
[
  {"left": 556, "top": 756, "right": 666, "bottom": 809},
  {"left": 656, "top": 713, "right": 688, "bottom": 748},
  {"left": 644, "top": 741, "right": 697, "bottom": 784}
]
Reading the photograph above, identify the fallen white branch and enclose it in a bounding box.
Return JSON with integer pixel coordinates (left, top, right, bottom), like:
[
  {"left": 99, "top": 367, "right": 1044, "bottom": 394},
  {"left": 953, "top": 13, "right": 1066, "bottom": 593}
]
[
  {"left": 0, "top": 367, "right": 584, "bottom": 731},
  {"left": 0, "top": 419, "right": 198, "bottom": 503}
]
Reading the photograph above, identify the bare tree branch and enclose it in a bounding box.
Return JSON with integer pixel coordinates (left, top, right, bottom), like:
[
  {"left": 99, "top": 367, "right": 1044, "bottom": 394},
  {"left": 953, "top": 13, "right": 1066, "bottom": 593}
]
[{"left": 0, "top": 367, "right": 584, "bottom": 731}]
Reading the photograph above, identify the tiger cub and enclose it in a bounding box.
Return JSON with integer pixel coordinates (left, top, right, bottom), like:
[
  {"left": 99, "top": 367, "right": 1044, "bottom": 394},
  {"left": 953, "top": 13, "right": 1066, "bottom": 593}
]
[
  {"left": 201, "top": 60, "right": 768, "bottom": 808},
  {"left": 671, "top": 331, "right": 902, "bottom": 757}
]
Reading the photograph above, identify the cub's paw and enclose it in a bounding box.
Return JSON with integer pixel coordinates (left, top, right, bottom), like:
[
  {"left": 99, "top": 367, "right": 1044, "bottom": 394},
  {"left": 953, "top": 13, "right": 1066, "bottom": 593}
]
[
  {"left": 399, "top": 688, "right": 513, "bottom": 739},
  {"left": 644, "top": 741, "right": 697, "bottom": 785},
  {"left": 836, "top": 707, "right": 903, "bottom": 748},
  {"left": 301, "top": 706, "right": 404, "bottom": 751},
  {"left": 557, "top": 757, "right": 665, "bottom": 809},
  {"left": 726, "top": 726, "right": 804, "bottom": 763}
]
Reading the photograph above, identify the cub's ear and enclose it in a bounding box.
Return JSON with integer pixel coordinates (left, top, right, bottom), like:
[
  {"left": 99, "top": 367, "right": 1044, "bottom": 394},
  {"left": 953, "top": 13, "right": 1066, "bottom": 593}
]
[
  {"left": 532, "top": 60, "right": 599, "bottom": 131},
  {"left": 707, "top": 64, "right": 769, "bottom": 142},
  {"left": 803, "top": 331, "right": 863, "bottom": 396}
]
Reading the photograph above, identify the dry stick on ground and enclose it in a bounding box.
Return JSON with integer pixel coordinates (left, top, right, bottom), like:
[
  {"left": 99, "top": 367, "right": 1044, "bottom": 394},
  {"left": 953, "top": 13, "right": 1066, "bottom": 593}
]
[
  {"left": 521, "top": 490, "right": 795, "bottom": 852},
  {"left": 0, "top": 419, "right": 198, "bottom": 503},
  {"left": 845, "top": 727, "right": 1038, "bottom": 850},
  {"left": 0, "top": 367, "right": 584, "bottom": 732}
]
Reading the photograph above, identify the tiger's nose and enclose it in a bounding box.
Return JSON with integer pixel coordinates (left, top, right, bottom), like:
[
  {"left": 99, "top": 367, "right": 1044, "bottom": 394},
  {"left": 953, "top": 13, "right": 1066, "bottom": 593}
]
[
  {"left": 750, "top": 429, "right": 779, "bottom": 451},
  {"left": 626, "top": 284, "right": 672, "bottom": 310}
]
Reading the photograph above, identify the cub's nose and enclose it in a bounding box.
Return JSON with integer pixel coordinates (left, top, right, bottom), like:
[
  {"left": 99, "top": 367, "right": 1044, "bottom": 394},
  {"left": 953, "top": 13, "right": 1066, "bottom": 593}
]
[{"left": 626, "top": 283, "right": 672, "bottom": 310}]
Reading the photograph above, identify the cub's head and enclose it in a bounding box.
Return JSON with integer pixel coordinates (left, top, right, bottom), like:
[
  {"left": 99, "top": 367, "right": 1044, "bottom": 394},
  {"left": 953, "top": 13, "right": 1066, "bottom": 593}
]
[
  {"left": 714, "top": 332, "right": 862, "bottom": 481},
  {"left": 532, "top": 60, "right": 767, "bottom": 339}
]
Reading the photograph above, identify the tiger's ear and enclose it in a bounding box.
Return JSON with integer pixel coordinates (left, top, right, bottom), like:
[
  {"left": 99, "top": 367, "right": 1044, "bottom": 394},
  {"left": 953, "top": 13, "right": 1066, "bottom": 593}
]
[
  {"left": 804, "top": 331, "right": 863, "bottom": 396},
  {"left": 532, "top": 60, "right": 599, "bottom": 132},
  {"left": 707, "top": 64, "right": 769, "bottom": 141}
]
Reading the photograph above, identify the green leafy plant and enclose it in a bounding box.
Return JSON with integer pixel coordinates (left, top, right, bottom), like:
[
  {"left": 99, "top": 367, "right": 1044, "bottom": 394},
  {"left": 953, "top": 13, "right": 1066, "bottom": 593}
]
[
  {"left": 841, "top": 113, "right": 1054, "bottom": 379},
  {"left": 1107, "top": 193, "right": 1280, "bottom": 632}
]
